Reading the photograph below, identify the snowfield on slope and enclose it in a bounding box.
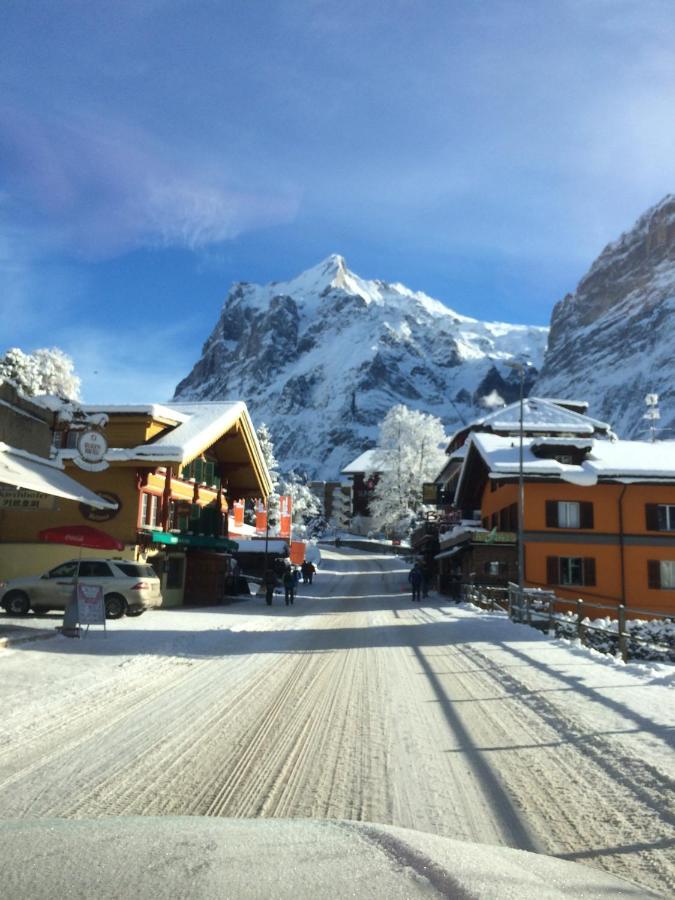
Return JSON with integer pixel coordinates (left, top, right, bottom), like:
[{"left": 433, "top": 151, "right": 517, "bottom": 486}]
[{"left": 0, "top": 548, "right": 672, "bottom": 896}]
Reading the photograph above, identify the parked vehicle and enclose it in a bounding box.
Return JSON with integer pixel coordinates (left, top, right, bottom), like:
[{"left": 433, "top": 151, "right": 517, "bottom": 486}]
[{"left": 0, "top": 559, "right": 163, "bottom": 619}]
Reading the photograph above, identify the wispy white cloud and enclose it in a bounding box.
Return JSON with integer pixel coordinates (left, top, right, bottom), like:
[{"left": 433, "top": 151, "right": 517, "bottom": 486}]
[{"left": 0, "top": 105, "right": 300, "bottom": 261}]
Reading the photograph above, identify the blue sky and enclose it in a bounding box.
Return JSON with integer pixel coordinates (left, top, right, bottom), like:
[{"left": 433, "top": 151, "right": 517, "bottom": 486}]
[{"left": 2, "top": 0, "right": 675, "bottom": 402}]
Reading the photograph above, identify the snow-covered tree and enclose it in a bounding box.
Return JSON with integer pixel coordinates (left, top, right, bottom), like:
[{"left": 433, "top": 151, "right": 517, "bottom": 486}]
[
  {"left": 278, "top": 470, "right": 321, "bottom": 528},
  {"left": 368, "top": 404, "right": 446, "bottom": 534},
  {"left": 0, "top": 347, "right": 81, "bottom": 401},
  {"left": 256, "top": 422, "right": 279, "bottom": 489}
]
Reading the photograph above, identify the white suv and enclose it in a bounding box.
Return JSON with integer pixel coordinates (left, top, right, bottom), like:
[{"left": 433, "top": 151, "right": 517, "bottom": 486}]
[{"left": 0, "top": 559, "right": 163, "bottom": 619}]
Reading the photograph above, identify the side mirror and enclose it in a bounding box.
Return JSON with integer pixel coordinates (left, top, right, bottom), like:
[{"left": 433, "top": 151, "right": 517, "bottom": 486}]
[{"left": 41, "top": 574, "right": 49, "bottom": 580}]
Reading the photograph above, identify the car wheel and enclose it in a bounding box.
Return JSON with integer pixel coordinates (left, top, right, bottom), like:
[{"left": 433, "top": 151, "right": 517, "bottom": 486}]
[
  {"left": 104, "top": 594, "right": 127, "bottom": 620},
  {"left": 126, "top": 608, "right": 145, "bottom": 617},
  {"left": 4, "top": 591, "right": 30, "bottom": 615}
]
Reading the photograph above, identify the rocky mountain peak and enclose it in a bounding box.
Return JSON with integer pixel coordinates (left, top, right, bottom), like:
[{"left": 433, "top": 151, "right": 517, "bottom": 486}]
[
  {"left": 536, "top": 196, "right": 675, "bottom": 439},
  {"left": 174, "top": 257, "right": 548, "bottom": 478}
]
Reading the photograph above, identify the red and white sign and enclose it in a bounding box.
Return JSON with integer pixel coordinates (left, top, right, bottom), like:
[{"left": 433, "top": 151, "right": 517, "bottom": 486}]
[
  {"left": 279, "top": 495, "right": 292, "bottom": 539},
  {"left": 255, "top": 499, "right": 267, "bottom": 534},
  {"left": 76, "top": 583, "right": 105, "bottom": 626},
  {"left": 233, "top": 499, "right": 245, "bottom": 529}
]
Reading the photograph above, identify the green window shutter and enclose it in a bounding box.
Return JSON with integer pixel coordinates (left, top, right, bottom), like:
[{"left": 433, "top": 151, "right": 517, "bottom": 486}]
[
  {"left": 545, "top": 501, "right": 558, "bottom": 528},
  {"left": 546, "top": 556, "right": 558, "bottom": 585}
]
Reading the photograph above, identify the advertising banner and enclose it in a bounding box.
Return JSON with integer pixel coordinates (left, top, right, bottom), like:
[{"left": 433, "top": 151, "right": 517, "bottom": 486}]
[
  {"left": 290, "top": 540, "right": 305, "bottom": 565},
  {"left": 279, "top": 495, "right": 292, "bottom": 539},
  {"left": 255, "top": 499, "right": 267, "bottom": 534},
  {"left": 233, "top": 499, "right": 245, "bottom": 529}
]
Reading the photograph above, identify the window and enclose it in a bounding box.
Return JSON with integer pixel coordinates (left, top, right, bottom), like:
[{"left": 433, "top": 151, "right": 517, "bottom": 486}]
[
  {"left": 645, "top": 504, "right": 675, "bottom": 531},
  {"left": 140, "top": 493, "right": 161, "bottom": 527},
  {"left": 648, "top": 560, "right": 675, "bottom": 589},
  {"left": 560, "top": 557, "right": 583, "bottom": 585},
  {"left": 558, "top": 502, "right": 580, "bottom": 528},
  {"left": 115, "top": 563, "right": 156, "bottom": 579},
  {"left": 79, "top": 561, "right": 113, "bottom": 578},
  {"left": 547, "top": 556, "right": 596, "bottom": 586},
  {"left": 484, "top": 561, "right": 507, "bottom": 576},
  {"left": 546, "top": 500, "right": 593, "bottom": 529},
  {"left": 47, "top": 561, "right": 78, "bottom": 579}
]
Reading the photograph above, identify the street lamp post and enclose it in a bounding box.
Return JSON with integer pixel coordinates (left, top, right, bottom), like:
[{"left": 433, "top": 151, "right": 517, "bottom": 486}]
[{"left": 506, "top": 361, "right": 527, "bottom": 621}]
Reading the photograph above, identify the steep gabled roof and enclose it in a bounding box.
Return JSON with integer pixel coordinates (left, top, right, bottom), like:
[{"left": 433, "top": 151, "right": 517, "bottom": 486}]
[{"left": 446, "top": 397, "right": 613, "bottom": 453}]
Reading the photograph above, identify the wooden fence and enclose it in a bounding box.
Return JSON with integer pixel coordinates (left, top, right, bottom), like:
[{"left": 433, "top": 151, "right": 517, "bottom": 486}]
[{"left": 462, "top": 582, "right": 673, "bottom": 662}]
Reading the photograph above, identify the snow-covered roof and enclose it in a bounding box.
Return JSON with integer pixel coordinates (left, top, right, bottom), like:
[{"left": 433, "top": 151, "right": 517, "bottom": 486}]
[
  {"left": 0, "top": 442, "right": 117, "bottom": 509},
  {"left": 81, "top": 403, "right": 188, "bottom": 424},
  {"left": 341, "top": 448, "right": 388, "bottom": 474},
  {"left": 59, "top": 402, "right": 250, "bottom": 466},
  {"left": 447, "top": 398, "right": 613, "bottom": 450},
  {"left": 467, "top": 432, "right": 675, "bottom": 484}
]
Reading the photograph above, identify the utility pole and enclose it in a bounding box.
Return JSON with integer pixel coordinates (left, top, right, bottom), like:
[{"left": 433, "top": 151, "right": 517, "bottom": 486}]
[{"left": 506, "top": 360, "right": 527, "bottom": 620}]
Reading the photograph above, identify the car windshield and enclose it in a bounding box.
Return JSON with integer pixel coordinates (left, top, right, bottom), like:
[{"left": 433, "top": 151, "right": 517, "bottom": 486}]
[{"left": 114, "top": 563, "right": 157, "bottom": 579}]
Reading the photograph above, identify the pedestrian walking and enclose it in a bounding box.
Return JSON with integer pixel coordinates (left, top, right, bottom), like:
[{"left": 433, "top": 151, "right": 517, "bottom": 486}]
[
  {"left": 301, "top": 561, "right": 310, "bottom": 583},
  {"left": 263, "top": 568, "right": 277, "bottom": 606},
  {"left": 283, "top": 567, "right": 295, "bottom": 606},
  {"left": 306, "top": 561, "right": 316, "bottom": 584},
  {"left": 408, "top": 562, "right": 423, "bottom": 602}
]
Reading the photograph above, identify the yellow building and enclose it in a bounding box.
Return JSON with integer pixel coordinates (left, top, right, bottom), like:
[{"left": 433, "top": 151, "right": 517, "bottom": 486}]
[{"left": 0, "top": 401, "right": 273, "bottom": 607}]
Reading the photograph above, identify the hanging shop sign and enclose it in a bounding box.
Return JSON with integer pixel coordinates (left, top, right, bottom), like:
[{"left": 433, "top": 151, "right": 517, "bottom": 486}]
[{"left": 73, "top": 429, "right": 109, "bottom": 472}]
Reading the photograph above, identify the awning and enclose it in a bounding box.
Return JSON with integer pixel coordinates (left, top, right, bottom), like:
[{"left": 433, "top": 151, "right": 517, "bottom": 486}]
[
  {"left": 137, "top": 530, "right": 239, "bottom": 552},
  {"left": 179, "top": 534, "right": 239, "bottom": 552},
  {"left": 0, "top": 443, "right": 117, "bottom": 510},
  {"left": 139, "top": 529, "right": 180, "bottom": 546},
  {"left": 434, "top": 545, "right": 464, "bottom": 561}
]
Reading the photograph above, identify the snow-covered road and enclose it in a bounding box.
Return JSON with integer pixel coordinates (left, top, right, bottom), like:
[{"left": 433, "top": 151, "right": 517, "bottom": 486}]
[{"left": 0, "top": 548, "right": 673, "bottom": 895}]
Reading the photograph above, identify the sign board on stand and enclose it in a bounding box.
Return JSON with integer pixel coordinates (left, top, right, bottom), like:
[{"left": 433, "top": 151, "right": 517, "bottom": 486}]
[{"left": 76, "top": 583, "right": 106, "bottom": 637}]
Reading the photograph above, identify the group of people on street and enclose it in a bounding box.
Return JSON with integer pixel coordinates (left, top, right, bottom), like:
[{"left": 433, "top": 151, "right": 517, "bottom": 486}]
[{"left": 263, "top": 559, "right": 317, "bottom": 607}]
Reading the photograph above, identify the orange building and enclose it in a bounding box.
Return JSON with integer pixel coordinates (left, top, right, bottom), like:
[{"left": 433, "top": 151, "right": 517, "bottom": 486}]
[{"left": 455, "top": 431, "right": 675, "bottom": 616}]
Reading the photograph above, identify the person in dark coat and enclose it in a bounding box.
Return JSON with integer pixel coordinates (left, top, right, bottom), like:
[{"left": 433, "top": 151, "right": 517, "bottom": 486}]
[
  {"left": 263, "top": 569, "right": 277, "bottom": 606},
  {"left": 306, "top": 561, "right": 316, "bottom": 584},
  {"left": 283, "top": 567, "right": 295, "bottom": 606},
  {"left": 301, "top": 561, "right": 310, "bottom": 583},
  {"left": 408, "top": 563, "right": 423, "bottom": 602}
]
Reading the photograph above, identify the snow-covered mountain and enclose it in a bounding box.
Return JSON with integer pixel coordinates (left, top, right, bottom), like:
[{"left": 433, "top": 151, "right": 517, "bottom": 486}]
[
  {"left": 535, "top": 195, "right": 675, "bottom": 440},
  {"left": 174, "top": 255, "right": 547, "bottom": 478}
]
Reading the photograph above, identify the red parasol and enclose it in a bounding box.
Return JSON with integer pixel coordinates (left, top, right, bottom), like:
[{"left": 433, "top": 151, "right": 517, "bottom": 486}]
[{"left": 38, "top": 525, "right": 124, "bottom": 551}]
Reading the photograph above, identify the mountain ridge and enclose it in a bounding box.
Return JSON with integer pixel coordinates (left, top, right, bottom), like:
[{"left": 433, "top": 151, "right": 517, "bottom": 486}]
[
  {"left": 535, "top": 194, "right": 675, "bottom": 440},
  {"left": 174, "top": 256, "right": 548, "bottom": 479}
]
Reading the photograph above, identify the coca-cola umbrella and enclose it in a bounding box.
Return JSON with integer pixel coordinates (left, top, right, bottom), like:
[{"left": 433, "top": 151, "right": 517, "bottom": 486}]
[
  {"left": 38, "top": 525, "right": 124, "bottom": 551},
  {"left": 39, "top": 525, "right": 124, "bottom": 635}
]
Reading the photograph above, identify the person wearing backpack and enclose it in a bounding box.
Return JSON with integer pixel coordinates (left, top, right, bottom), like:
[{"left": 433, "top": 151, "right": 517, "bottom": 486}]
[
  {"left": 408, "top": 562, "right": 423, "bottom": 602},
  {"left": 283, "top": 566, "right": 296, "bottom": 606}
]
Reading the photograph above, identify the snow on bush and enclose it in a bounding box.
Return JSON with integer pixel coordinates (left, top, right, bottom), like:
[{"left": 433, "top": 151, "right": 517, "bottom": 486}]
[
  {"left": 0, "top": 347, "right": 81, "bottom": 401},
  {"left": 551, "top": 612, "right": 675, "bottom": 662}
]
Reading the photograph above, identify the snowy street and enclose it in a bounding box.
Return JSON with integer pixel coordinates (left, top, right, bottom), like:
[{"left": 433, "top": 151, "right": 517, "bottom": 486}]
[{"left": 0, "top": 547, "right": 673, "bottom": 896}]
